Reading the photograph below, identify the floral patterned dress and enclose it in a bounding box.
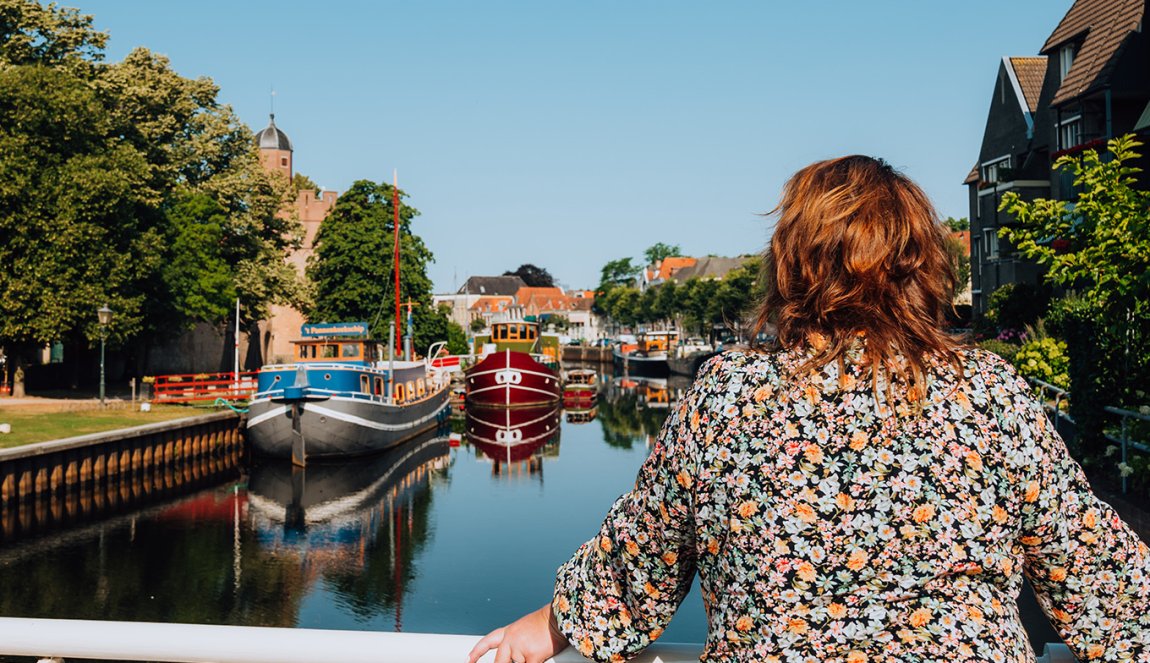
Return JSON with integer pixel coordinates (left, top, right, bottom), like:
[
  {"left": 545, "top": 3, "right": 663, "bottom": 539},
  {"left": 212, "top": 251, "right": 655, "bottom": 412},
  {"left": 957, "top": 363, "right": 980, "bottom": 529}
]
[{"left": 553, "top": 347, "right": 1150, "bottom": 662}]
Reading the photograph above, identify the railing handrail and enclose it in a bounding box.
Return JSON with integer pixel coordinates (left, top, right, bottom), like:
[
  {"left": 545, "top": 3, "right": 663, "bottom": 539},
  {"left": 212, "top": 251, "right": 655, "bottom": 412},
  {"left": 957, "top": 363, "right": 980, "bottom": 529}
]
[
  {"left": 1104, "top": 405, "right": 1150, "bottom": 423},
  {"left": 0, "top": 617, "right": 698, "bottom": 663},
  {"left": 0, "top": 617, "right": 1077, "bottom": 663}
]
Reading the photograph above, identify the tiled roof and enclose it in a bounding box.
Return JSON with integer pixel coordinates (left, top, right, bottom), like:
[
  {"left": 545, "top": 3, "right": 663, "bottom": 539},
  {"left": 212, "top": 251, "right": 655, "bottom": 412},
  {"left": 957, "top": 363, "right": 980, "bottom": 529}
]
[
  {"left": 469, "top": 296, "right": 512, "bottom": 313},
  {"left": 655, "top": 257, "right": 697, "bottom": 281},
  {"left": 458, "top": 276, "right": 526, "bottom": 296},
  {"left": 1008, "top": 57, "right": 1048, "bottom": 113},
  {"left": 514, "top": 287, "right": 565, "bottom": 305},
  {"left": 963, "top": 164, "right": 980, "bottom": 185},
  {"left": 1041, "top": 0, "right": 1145, "bottom": 107},
  {"left": 673, "top": 256, "right": 749, "bottom": 281}
]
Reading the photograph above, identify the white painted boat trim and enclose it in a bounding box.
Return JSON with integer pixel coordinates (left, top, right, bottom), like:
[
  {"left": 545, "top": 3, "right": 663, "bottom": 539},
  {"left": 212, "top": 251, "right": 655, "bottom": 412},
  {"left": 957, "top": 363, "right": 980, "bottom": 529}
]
[{"left": 247, "top": 398, "right": 447, "bottom": 432}]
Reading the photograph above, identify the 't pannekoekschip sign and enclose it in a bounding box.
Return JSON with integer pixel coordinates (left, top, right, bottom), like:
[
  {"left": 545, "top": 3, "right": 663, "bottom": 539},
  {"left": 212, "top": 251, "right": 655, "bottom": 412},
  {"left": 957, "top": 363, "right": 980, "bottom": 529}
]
[{"left": 300, "top": 322, "right": 370, "bottom": 338}]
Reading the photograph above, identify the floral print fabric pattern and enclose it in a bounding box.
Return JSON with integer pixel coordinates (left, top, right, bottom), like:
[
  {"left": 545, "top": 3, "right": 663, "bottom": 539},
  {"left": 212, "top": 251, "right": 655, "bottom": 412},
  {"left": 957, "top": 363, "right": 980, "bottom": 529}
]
[{"left": 553, "top": 348, "right": 1150, "bottom": 662}]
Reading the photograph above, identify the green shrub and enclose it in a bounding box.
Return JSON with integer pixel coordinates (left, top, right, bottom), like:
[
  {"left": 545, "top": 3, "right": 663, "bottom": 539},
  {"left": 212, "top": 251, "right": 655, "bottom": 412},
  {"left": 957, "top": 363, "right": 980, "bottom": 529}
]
[
  {"left": 983, "top": 282, "right": 1052, "bottom": 332},
  {"left": 1012, "top": 337, "right": 1070, "bottom": 390},
  {"left": 977, "top": 339, "right": 1020, "bottom": 364}
]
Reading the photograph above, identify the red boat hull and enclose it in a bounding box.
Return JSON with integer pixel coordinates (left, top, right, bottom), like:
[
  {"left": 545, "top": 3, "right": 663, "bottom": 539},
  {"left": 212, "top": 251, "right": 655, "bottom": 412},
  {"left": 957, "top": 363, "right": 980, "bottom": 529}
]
[{"left": 466, "top": 350, "right": 561, "bottom": 407}]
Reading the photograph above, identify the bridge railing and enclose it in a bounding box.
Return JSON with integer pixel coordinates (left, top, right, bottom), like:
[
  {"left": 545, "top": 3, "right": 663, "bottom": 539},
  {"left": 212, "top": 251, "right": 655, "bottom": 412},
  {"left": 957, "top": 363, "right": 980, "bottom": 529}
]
[{"left": 0, "top": 617, "right": 1076, "bottom": 663}]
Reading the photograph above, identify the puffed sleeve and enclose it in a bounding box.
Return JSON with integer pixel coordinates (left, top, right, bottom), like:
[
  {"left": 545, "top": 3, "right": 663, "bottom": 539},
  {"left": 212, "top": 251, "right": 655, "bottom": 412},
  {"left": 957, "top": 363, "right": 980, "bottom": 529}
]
[
  {"left": 552, "top": 358, "right": 722, "bottom": 662},
  {"left": 1000, "top": 368, "right": 1150, "bottom": 661}
]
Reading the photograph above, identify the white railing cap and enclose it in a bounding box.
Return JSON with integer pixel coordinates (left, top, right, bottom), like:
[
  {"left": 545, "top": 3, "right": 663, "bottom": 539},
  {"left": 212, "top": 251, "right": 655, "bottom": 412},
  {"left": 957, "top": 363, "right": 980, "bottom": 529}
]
[{"left": 0, "top": 618, "right": 699, "bottom": 663}]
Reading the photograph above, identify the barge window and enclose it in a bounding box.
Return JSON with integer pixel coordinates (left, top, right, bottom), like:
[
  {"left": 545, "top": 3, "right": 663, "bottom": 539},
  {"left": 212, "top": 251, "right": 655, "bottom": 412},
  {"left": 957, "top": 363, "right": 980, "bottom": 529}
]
[
  {"left": 360, "top": 375, "right": 370, "bottom": 393},
  {"left": 322, "top": 344, "right": 338, "bottom": 358},
  {"left": 342, "top": 343, "right": 361, "bottom": 358}
]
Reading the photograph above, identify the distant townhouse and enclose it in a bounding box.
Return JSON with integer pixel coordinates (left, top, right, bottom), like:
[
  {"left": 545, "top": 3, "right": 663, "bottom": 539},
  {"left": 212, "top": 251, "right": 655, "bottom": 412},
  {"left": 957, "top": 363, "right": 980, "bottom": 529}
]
[
  {"left": 966, "top": 0, "right": 1150, "bottom": 316},
  {"left": 642, "top": 255, "right": 750, "bottom": 290},
  {"left": 433, "top": 275, "right": 526, "bottom": 330}
]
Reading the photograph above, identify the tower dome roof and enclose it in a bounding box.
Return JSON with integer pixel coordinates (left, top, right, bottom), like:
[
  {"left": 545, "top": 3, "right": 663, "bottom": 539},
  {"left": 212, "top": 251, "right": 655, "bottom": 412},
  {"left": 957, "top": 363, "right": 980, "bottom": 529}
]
[{"left": 255, "top": 114, "right": 293, "bottom": 151}]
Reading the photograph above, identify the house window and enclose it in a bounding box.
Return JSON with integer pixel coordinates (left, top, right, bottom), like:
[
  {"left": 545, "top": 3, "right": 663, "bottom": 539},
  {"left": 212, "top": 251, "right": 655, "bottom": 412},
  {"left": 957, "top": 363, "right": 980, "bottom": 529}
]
[
  {"left": 1059, "top": 44, "right": 1077, "bottom": 82},
  {"left": 983, "top": 228, "right": 1000, "bottom": 260},
  {"left": 981, "top": 156, "right": 1011, "bottom": 184},
  {"left": 280, "top": 157, "right": 288, "bottom": 167},
  {"left": 1058, "top": 116, "right": 1082, "bottom": 150}
]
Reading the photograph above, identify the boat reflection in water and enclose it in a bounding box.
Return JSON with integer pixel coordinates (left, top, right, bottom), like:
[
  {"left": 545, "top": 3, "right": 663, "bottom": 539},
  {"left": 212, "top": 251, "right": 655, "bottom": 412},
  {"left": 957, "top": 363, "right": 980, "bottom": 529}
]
[
  {"left": 246, "top": 428, "right": 450, "bottom": 630},
  {"left": 596, "top": 374, "right": 693, "bottom": 450},
  {"left": 464, "top": 405, "right": 561, "bottom": 478}
]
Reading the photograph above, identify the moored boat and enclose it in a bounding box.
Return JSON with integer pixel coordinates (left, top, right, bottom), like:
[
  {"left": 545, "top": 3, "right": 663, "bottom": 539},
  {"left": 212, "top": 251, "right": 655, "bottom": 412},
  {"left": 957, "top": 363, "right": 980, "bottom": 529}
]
[
  {"left": 466, "top": 320, "right": 561, "bottom": 407},
  {"left": 246, "top": 322, "right": 450, "bottom": 462},
  {"left": 612, "top": 330, "right": 677, "bottom": 377},
  {"left": 562, "top": 367, "right": 598, "bottom": 406}
]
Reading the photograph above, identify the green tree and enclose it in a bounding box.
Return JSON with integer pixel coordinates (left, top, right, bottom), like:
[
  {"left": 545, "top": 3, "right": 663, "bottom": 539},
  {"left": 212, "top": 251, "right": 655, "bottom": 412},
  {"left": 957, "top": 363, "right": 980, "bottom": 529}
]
[
  {"left": 598, "top": 257, "right": 642, "bottom": 290},
  {"left": 307, "top": 179, "right": 449, "bottom": 354},
  {"left": 1001, "top": 134, "right": 1150, "bottom": 450},
  {"left": 470, "top": 318, "right": 488, "bottom": 334},
  {"left": 944, "top": 234, "right": 971, "bottom": 301},
  {"left": 503, "top": 263, "right": 554, "bottom": 288},
  {"left": 943, "top": 216, "right": 970, "bottom": 232},
  {"left": 644, "top": 242, "right": 681, "bottom": 265},
  {"left": 0, "top": 3, "right": 302, "bottom": 366}
]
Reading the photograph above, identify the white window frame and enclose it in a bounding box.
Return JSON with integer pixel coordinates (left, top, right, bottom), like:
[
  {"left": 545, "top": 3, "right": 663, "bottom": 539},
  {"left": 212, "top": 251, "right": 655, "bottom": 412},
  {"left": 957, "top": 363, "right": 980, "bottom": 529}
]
[
  {"left": 1058, "top": 115, "right": 1082, "bottom": 150},
  {"left": 981, "top": 155, "right": 1011, "bottom": 184},
  {"left": 1059, "top": 44, "right": 1076, "bottom": 81},
  {"left": 983, "top": 228, "right": 1000, "bottom": 260}
]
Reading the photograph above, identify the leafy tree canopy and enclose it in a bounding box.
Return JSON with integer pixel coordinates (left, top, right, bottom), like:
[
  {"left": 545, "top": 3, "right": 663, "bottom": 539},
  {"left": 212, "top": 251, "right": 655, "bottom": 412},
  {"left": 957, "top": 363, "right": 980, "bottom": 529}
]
[
  {"left": 503, "top": 263, "right": 554, "bottom": 288},
  {"left": 1001, "top": 135, "right": 1150, "bottom": 314},
  {"left": 307, "top": 179, "right": 451, "bottom": 355},
  {"left": 644, "top": 242, "right": 681, "bottom": 265},
  {"left": 598, "top": 257, "right": 642, "bottom": 291},
  {"left": 943, "top": 217, "right": 969, "bottom": 232},
  {"left": 0, "top": 1, "right": 302, "bottom": 354}
]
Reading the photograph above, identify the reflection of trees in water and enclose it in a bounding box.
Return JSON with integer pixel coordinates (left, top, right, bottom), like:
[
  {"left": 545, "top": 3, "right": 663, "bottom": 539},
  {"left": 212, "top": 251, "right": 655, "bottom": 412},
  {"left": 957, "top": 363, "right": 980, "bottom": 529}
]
[
  {"left": 0, "top": 495, "right": 308, "bottom": 628},
  {"left": 597, "top": 385, "right": 672, "bottom": 450}
]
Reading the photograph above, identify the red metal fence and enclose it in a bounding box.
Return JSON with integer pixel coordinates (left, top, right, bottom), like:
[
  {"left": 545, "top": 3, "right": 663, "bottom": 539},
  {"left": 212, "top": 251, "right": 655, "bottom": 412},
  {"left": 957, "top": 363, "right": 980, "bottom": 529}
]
[{"left": 150, "top": 371, "right": 259, "bottom": 404}]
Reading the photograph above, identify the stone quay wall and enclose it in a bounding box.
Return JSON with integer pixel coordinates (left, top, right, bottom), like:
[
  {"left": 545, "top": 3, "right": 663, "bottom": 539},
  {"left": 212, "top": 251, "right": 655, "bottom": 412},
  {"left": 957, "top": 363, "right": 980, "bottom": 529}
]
[{"left": 0, "top": 411, "right": 243, "bottom": 503}]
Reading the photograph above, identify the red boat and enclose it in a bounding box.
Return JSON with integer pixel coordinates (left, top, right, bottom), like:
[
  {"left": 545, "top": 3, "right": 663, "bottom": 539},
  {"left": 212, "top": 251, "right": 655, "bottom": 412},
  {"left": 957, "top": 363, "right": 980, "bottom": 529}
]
[
  {"left": 466, "top": 348, "right": 562, "bottom": 407},
  {"left": 465, "top": 405, "right": 561, "bottom": 463}
]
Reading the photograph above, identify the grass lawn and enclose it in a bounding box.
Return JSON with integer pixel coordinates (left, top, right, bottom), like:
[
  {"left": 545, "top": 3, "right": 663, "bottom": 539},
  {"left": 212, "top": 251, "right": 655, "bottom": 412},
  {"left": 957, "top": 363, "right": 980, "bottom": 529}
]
[{"left": 0, "top": 404, "right": 212, "bottom": 449}]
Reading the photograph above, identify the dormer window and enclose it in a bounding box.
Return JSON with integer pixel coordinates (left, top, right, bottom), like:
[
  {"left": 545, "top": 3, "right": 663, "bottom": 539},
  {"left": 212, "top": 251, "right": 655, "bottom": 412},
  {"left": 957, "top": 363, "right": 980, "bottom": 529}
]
[{"left": 1059, "top": 43, "right": 1077, "bottom": 82}]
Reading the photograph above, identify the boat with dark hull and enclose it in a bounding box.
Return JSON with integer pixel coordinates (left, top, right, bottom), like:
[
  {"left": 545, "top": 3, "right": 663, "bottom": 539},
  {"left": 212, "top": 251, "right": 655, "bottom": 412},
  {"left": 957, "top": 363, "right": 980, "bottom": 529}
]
[
  {"left": 466, "top": 320, "right": 561, "bottom": 407},
  {"left": 612, "top": 330, "right": 678, "bottom": 377},
  {"left": 246, "top": 323, "right": 450, "bottom": 462}
]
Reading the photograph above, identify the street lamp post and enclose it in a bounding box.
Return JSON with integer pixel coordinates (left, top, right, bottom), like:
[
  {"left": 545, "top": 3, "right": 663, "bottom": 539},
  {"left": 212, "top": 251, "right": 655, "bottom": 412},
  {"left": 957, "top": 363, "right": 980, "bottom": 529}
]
[{"left": 98, "top": 305, "right": 112, "bottom": 405}]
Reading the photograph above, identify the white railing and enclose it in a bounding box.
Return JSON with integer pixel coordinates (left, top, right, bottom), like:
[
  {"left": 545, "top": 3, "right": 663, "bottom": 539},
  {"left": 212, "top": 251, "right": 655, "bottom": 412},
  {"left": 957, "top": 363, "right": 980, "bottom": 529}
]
[
  {"left": 0, "top": 618, "right": 698, "bottom": 663},
  {"left": 0, "top": 617, "right": 1077, "bottom": 663}
]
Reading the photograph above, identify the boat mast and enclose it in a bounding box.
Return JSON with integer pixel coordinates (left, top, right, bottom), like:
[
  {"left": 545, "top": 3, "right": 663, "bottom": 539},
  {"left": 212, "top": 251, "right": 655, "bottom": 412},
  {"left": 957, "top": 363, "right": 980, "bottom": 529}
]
[{"left": 393, "top": 170, "right": 402, "bottom": 360}]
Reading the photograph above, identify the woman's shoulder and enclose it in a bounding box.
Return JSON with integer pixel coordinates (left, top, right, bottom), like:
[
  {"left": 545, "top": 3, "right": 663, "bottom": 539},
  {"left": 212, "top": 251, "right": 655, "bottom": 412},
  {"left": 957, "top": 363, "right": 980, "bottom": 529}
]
[{"left": 949, "top": 345, "right": 1029, "bottom": 393}]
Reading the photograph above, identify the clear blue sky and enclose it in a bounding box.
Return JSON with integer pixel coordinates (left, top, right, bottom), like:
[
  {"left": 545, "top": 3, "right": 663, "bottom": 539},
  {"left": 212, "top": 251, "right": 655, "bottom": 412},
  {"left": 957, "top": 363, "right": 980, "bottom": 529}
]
[{"left": 67, "top": 0, "right": 1071, "bottom": 292}]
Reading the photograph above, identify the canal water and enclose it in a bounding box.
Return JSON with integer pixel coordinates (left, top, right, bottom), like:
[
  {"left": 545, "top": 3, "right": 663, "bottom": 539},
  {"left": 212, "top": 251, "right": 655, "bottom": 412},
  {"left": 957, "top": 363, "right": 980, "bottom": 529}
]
[{"left": 0, "top": 367, "right": 1064, "bottom": 659}]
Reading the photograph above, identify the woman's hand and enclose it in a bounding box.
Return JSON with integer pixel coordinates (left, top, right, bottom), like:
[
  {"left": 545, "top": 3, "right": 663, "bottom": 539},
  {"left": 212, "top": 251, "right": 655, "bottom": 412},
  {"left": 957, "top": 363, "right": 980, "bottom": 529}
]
[{"left": 466, "top": 603, "right": 569, "bottom": 663}]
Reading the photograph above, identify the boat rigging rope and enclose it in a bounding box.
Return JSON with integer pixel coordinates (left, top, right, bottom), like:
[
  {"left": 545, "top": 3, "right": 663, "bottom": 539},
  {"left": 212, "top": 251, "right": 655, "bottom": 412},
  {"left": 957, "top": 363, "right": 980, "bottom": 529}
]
[{"left": 214, "top": 397, "right": 249, "bottom": 414}]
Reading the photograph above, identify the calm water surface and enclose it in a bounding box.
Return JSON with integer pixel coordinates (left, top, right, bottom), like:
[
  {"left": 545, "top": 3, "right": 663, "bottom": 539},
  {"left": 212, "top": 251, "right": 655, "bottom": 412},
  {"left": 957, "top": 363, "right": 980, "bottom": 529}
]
[{"left": 0, "top": 368, "right": 1063, "bottom": 656}]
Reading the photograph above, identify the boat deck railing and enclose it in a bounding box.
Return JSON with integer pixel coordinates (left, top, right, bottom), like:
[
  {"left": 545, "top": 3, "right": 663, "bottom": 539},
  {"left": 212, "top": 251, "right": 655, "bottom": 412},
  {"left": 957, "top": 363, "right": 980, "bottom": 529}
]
[{"left": 0, "top": 618, "right": 1076, "bottom": 663}]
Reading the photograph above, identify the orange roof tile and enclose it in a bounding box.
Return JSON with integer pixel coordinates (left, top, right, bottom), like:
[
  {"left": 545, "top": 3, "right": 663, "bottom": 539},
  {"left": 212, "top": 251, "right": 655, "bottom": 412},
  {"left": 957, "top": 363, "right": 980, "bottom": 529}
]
[
  {"left": 656, "top": 256, "right": 697, "bottom": 281},
  {"left": 1041, "top": 0, "right": 1144, "bottom": 107},
  {"left": 1008, "top": 57, "right": 1047, "bottom": 113}
]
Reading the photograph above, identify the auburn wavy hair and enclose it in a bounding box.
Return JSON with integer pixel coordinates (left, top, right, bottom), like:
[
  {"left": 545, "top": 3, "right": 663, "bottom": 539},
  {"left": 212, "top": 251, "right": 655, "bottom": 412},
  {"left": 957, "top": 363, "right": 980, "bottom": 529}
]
[{"left": 752, "top": 155, "right": 961, "bottom": 400}]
